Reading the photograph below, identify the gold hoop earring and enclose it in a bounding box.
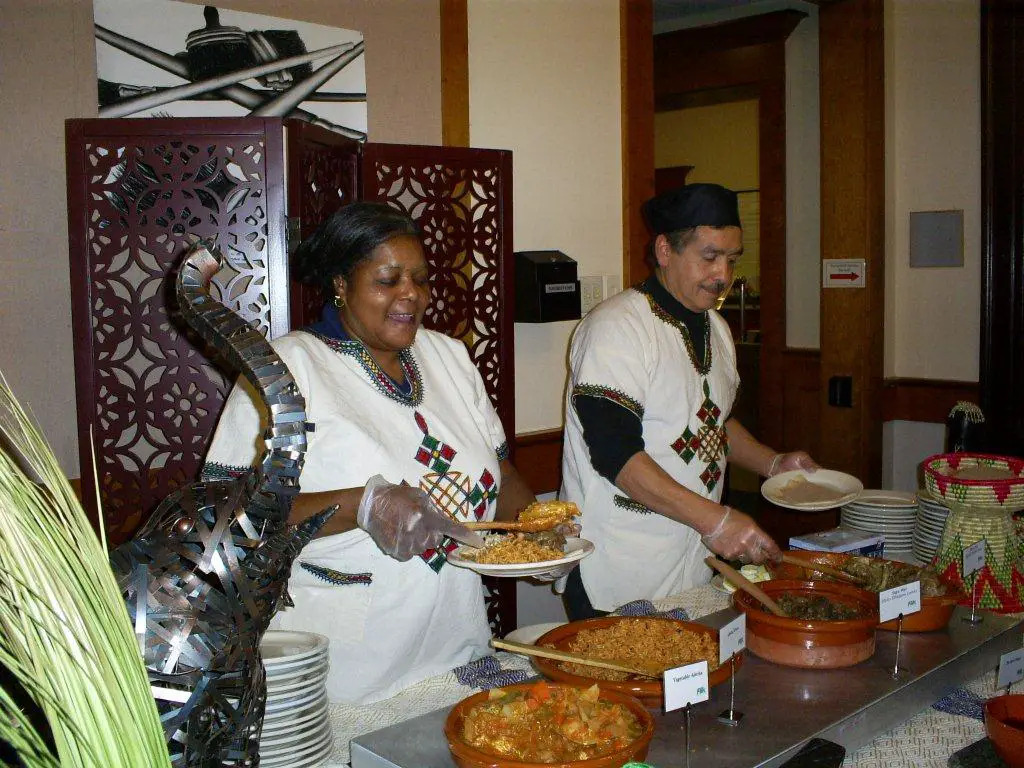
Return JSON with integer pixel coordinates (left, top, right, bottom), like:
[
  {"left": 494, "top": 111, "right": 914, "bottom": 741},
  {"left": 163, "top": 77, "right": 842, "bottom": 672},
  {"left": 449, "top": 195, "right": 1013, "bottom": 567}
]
[{"left": 332, "top": 295, "right": 345, "bottom": 309}]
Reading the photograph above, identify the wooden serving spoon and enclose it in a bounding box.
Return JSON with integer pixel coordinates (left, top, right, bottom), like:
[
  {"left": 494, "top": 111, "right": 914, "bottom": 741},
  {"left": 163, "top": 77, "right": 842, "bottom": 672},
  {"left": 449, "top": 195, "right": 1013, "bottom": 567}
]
[
  {"left": 490, "top": 638, "right": 661, "bottom": 678},
  {"left": 705, "top": 556, "right": 788, "bottom": 617}
]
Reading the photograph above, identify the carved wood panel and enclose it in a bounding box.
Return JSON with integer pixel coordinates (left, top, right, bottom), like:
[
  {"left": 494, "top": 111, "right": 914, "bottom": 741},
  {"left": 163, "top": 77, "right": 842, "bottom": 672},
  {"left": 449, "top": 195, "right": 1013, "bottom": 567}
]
[
  {"left": 66, "top": 118, "right": 287, "bottom": 544},
  {"left": 359, "top": 143, "right": 515, "bottom": 446},
  {"left": 286, "top": 120, "right": 361, "bottom": 329}
]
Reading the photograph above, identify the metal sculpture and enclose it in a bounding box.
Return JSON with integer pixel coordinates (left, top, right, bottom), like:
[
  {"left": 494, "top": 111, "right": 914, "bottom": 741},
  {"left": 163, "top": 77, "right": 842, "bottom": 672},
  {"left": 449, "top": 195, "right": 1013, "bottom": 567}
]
[{"left": 110, "top": 241, "right": 333, "bottom": 767}]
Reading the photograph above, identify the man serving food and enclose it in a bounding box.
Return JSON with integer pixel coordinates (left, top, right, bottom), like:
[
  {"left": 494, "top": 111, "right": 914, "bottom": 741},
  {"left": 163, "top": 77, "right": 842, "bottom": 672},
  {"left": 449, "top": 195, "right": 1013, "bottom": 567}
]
[{"left": 560, "top": 183, "right": 818, "bottom": 619}]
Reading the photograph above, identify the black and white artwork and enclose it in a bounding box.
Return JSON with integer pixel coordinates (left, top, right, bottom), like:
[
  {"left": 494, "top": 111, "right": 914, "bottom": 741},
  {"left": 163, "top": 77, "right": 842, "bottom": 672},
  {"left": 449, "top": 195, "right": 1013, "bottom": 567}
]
[{"left": 94, "top": 0, "right": 366, "bottom": 141}]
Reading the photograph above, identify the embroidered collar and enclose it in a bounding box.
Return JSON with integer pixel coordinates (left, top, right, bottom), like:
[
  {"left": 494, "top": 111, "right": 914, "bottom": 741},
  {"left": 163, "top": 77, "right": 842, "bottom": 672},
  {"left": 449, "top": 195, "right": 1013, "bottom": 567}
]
[
  {"left": 303, "top": 303, "right": 423, "bottom": 407},
  {"left": 637, "top": 277, "right": 712, "bottom": 375}
]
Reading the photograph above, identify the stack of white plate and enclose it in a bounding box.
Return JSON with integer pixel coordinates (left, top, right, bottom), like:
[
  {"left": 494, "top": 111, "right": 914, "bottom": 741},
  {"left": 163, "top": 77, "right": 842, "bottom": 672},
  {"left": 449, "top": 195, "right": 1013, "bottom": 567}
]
[
  {"left": 260, "top": 631, "right": 332, "bottom": 768},
  {"left": 914, "top": 494, "right": 951, "bottom": 564},
  {"left": 840, "top": 490, "right": 918, "bottom": 561}
]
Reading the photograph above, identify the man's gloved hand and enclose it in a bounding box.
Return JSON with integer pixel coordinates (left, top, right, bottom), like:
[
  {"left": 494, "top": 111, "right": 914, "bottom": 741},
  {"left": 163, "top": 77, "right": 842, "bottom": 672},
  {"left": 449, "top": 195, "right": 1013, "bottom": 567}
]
[
  {"left": 701, "top": 506, "right": 781, "bottom": 565},
  {"left": 356, "top": 475, "right": 473, "bottom": 561},
  {"left": 767, "top": 451, "right": 819, "bottom": 477}
]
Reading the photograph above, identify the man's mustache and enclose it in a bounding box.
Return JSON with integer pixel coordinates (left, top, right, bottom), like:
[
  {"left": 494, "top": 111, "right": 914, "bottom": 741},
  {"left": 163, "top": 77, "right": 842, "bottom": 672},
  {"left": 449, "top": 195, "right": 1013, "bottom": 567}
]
[{"left": 705, "top": 280, "right": 728, "bottom": 294}]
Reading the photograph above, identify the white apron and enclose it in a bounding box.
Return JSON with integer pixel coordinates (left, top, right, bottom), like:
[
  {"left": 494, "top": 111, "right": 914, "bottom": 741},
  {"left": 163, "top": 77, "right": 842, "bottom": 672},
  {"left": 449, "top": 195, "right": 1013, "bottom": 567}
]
[
  {"left": 205, "top": 328, "right": 506, "bottom": 704},
  {"left": 560, "top": 286, "right": 739, "bottom": 611}
]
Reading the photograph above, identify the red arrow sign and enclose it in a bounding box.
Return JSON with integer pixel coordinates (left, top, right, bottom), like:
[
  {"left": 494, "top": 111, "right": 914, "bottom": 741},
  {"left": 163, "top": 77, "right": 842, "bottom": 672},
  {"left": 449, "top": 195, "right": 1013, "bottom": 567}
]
[{"left": 830, "top": 272, "right": 860, "bottom": 281}]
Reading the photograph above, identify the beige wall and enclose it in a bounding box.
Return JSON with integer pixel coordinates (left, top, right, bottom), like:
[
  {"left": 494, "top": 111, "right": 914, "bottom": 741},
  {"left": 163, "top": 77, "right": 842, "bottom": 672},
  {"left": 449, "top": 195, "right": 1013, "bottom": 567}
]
[
  {"left": 885, "top": 0, "right": 980, "bottom": 382},
  {"left": 883, "top": 0, "right": 981, "bottom": 491},
  {"left": 468, "top": 0, "right": 622, "bottom": 434},
  {"left": 0, "top": 0, "right": 442, "bottom": 476}
]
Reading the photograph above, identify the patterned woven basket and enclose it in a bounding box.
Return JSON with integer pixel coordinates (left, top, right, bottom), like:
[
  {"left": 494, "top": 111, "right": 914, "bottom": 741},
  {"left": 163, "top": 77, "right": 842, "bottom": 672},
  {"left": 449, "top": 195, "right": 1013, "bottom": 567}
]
[{"left": 922, "top": 453, "right": 1024, "bottom": 512}]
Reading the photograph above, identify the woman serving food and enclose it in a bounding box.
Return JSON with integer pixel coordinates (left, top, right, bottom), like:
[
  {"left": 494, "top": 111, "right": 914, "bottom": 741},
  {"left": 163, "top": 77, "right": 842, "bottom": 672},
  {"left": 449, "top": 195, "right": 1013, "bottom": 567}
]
[{"left": 203, "top": 202, "right": 549, "bottom": 705}]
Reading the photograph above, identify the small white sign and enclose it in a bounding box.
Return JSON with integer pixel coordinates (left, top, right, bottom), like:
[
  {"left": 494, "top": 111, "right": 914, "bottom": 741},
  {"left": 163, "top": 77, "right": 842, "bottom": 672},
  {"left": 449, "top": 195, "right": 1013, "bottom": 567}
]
[
  {"left": 664, "top": 660, "right": 710, "bottom": 712},
  {"left": 963, "top": 539, "right": 987, "bottom": 576},
  {"left": 823, "top": 259, "right": 867, "bottom": 288},
  {"left": 879, "top": 581, "right": 922, "bottom": 623},
  {"left": 997, "top": 648, "right": 1024, "bottom": 689},
  {"left": 719, "top": 614, "right": 747, "bottom": 666}
]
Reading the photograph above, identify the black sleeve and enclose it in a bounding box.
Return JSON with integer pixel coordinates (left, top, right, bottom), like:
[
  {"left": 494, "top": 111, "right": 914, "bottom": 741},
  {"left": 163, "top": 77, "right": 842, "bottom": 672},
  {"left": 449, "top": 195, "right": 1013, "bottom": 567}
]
[{"left": 573, "top": 394, "right": 645, "bottom": 483}]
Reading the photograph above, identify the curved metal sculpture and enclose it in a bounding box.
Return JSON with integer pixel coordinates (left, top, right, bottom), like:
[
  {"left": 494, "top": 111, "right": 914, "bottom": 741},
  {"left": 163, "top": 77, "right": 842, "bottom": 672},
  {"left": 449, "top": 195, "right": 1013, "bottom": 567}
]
[{"left": 110, "top": 241, "right": 333, "bottom": 767}]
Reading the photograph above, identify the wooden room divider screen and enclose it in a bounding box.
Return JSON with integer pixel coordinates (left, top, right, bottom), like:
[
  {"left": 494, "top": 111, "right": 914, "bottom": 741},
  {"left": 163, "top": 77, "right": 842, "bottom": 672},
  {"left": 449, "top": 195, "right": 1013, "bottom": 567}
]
[{"left": 66, "top": 117, "right": 517, "bottom": 633}]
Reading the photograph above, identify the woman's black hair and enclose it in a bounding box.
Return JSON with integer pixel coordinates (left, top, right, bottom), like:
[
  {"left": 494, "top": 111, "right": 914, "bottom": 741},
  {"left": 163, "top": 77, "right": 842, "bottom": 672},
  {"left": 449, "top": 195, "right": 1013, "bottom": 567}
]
[{"left": 291, "top": 202, "right": 420, "bottom": 294}]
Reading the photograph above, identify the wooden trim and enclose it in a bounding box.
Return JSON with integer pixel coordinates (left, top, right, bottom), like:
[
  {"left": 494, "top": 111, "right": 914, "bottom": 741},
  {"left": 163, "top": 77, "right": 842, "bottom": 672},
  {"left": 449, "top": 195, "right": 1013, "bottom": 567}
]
[
  {"left": 514, "top": 428, "right": 564, "bottom": 495},
  {"left": 440, "top": 0, "right": 469, "bottom": 147},
  {"left": 620, "top": 0, "right": 654, "bottom": 285},
  {"left": 818, "top": 0, "right": 885, "bottom": 487},
  {"left": 882, "top": 379, "right": 980, "bottom": 424}
]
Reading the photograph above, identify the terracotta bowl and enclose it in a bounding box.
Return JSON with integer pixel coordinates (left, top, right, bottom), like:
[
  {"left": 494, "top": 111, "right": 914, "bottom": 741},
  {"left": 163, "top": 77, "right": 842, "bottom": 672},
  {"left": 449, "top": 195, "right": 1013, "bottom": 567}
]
[
  {"left": 445, "top": 683, "right": 654, "bottom": 768},
  {"left": 984, "top": 694, "right": 1024, "bottom": 768},
  {"left": 532, "top": 616, "right": 740, "bottom": 707},
  {"left": 768, "top": 550, "right": 966, "bottom": 632},
  {"left": 732, "top": 579, "right": 880, "bottom": 668}
]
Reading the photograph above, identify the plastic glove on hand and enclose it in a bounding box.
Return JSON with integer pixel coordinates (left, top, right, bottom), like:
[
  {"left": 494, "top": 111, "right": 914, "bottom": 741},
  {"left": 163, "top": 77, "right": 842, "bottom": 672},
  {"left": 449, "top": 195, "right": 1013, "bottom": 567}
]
[
  {"left": 771, "top": 451, "right": 819, "bottom": 476},
  {"left": 701, "top": 507, "right": 781, "bottom": 565},
  {"left": 356, "top": 475, "right": 473, "bottom": 561}
]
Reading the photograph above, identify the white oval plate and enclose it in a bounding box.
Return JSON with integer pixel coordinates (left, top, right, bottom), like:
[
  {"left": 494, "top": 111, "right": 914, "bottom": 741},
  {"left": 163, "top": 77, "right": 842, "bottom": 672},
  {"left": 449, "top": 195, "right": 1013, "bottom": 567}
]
[
  {"left": 259, "top": 716, "right": 331, "bottom": 750},
  {"left": 261, "top": 699, "right": 327, "bottom": 738},
  {"left": 761, "top": 469, "right": 864, "bottom": 511},
  {"left": 262, "top": 631, "right": 329, "bottom": 667},
  {"left": 261, "top": 723, "right": 333, "bottom": 763},
  {"left": 265, "top": 686, "right": 323, "bottom": 715},
  {"left": 266, "top": 669, "right": 328, "bottom": 697},
  {"left": 503, "top": 622, "right": 565, "bottom": 646},
  {"left": 266, "top": 658, "right": 330, "bottom": 685},
  {"left": 850, "top": 490, "right": 917, "bottom": 508},
  {"left": 263, "top": 692, "right": 327, "bottom": 727},
  {"left": 447, "top": 537, "right": 594, "bottom": 578}
]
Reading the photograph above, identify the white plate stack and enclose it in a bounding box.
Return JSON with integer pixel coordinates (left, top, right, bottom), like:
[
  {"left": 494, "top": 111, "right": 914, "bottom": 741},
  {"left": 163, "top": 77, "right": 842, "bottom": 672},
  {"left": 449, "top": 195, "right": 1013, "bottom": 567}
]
[
  {"left": 259, "top": 631, "right": 332, "bottom": 768},
  {"left": 913, "top": 494, "right": 951, "bottom": 564},
  {"left": 840, "top": 490, "right": 919, "bottom": 561}
]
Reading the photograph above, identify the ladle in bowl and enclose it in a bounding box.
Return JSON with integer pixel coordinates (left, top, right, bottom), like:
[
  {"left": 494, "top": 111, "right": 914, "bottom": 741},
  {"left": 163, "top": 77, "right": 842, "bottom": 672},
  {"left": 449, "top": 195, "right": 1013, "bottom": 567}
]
[{"left": 705, "top": 556, "right": 787, "bottom": 617}]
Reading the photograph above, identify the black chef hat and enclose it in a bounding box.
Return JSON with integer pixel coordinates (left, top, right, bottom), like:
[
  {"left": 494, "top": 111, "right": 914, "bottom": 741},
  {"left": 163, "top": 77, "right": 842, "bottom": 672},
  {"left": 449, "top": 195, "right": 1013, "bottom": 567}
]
[{"left": 642, "top": 183, "right": 741, "bottom": 234}]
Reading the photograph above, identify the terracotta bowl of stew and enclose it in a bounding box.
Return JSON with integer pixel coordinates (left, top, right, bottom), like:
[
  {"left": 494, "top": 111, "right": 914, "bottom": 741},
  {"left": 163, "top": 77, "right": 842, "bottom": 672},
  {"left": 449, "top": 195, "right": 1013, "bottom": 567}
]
[
  {"left": 768, "top": 550, "right": 966, "bottom": 632},
  {"left": 532, "top": 616, "right": 740, "bottom": 707},
  {"left": 985, "top": 694, "right": 1024, "bottom": 768},
  {"left": 732, "top": 579, "right": 880, "bottom": 668},
  {"left": 445, "top": 682, "right": 654, "bottom": 768}
]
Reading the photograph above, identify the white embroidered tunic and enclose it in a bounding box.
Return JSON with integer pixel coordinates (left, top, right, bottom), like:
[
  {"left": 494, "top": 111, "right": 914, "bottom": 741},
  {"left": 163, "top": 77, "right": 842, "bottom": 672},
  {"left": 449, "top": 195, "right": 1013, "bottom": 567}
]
[
  {"left": 204, "top": 328, "right": 506, "bottom": 705},
  {"left": 560, "top": 285, "right": 739, "bottom": 611}
]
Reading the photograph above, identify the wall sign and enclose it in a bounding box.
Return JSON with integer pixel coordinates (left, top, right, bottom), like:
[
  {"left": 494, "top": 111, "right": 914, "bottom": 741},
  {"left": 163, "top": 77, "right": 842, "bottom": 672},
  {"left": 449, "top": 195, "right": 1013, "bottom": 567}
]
[{"left": 822, "top": 259, "right": 866, "bottom": 288}]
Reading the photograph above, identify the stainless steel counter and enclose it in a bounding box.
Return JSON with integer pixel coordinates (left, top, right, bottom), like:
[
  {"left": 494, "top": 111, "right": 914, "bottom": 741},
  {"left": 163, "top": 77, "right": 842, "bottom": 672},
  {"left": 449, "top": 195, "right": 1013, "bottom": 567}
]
[{"left": 350, "top": 607, "right": 1022, "bottom": 768}]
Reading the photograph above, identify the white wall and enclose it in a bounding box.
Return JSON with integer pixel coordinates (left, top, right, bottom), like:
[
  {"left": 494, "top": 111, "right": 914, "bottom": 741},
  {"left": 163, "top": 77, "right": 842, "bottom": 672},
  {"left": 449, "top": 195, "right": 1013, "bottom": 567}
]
[
  {"left": 882, "top": 0, "right": 981, "bottom": 487},
  {"left": 468, "top": 0, "right": 623, "bottom": 435}
]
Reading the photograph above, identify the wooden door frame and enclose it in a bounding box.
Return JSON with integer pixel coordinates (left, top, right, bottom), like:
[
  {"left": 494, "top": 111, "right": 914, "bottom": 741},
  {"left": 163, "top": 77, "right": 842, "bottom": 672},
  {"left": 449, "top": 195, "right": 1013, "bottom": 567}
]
[{"left": 642, "top": 9, "right": 805, "bottom": 453}]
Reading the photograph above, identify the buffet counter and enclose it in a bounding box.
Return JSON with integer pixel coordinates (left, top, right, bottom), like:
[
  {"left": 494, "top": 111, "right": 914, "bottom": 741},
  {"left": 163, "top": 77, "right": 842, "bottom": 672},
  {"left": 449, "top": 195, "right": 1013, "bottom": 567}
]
[{"left": 323, "top": 585, "right": 1022, "bottom": 768}]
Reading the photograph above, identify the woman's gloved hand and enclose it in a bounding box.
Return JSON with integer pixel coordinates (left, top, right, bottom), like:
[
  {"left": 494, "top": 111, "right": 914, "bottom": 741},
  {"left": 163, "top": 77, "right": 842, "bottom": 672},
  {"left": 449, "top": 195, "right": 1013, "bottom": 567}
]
[
  {"left": 356, "top": 475, "right": 473, "bottom": 561},
  {"left": 767, "top": 451, "right": 819, "bottom": 477},
  {"left": 701, "top": 506, "right": 781, "bottom": 564}
]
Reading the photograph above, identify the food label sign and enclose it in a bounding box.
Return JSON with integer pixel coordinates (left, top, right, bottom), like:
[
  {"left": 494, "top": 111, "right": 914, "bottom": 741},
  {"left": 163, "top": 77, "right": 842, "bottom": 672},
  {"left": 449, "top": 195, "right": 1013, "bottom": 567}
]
[
  {"left": 663, "top": 660, "right": 709, "bottom": 712},
  {"left": 719, "top": 614, "right": 746, "bottom": 666},
  {"left": 963, "top": 539, "right": 986, "bottom": 576},
  {"left": 997, "top": 648, "right": 1024, "bottom": 689},
  {"left": 879, "top": 581, "right": 922, "bottom": 623}
]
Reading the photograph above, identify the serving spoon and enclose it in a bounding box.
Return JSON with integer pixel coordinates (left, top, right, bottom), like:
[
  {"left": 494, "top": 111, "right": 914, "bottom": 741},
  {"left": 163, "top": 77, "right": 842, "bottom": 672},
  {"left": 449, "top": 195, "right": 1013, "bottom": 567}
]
[
  {"left": 705, "top": 556, "right": 788, "bottom": 617},
  {"left": 490, "top": 638, "right": 662, "bottom": 678}
]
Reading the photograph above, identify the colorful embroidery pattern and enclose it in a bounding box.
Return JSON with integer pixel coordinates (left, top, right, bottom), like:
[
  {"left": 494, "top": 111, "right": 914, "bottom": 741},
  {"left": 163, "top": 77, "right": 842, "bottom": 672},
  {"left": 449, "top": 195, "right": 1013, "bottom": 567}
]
[
  {"left": 571, "top": 384, "right": 644, "bottom": 420},
  {"left": 413, "top": 413, "right": 501, "bottom": 571},
  {"left": 200, "top": 461, "right": 249, "bottom": 482},
  {"left": 304, "top": 329, "right": 424, "bottom": 406},
  {"left": 299, "top": 562, "right": 373, "bottom": 586},
  {"left": 614, "top": 494, "right": 653, "bottom": 515},
  {"left": 671, "top": 379, "right": 729, "bottom": 493},
  {"left": 637, "top": 284, "right": 712, "bottom": 375}
]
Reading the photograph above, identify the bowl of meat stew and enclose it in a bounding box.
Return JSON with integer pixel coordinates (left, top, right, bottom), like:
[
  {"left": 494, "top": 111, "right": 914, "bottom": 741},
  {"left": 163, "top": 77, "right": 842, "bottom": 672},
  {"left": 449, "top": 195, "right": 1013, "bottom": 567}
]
[
  {"left": 768, "top": 550, "right": 966, "bottom": 631},
  {"left": 445, "top": 680, "right": 654, "bottom": 768},
  {"left": 731, "top": 579, "right": 880, "bottom": 668}
]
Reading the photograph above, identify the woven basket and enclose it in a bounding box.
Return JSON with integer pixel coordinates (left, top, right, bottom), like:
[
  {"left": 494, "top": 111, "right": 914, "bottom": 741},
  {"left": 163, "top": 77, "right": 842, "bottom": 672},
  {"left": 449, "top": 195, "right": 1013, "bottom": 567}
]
[{"left": 922, "top": 453, "right": 1024, "bottom": 512}]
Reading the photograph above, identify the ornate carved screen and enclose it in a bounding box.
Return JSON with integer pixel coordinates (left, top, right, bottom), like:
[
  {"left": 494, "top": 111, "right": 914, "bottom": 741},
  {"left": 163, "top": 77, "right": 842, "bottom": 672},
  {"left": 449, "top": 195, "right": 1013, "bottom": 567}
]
[
  {"left": 66, "top": 117, "right": 287, "bottom": 544},
  {"left": 285, "top": 120, "right": 361, "bottom": 329},
  {"left": 360, "top": 143, "right": 516, "bottom": 445},
  {"left": 360, "top": 143, "right": 517, "bottom": 634}
]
